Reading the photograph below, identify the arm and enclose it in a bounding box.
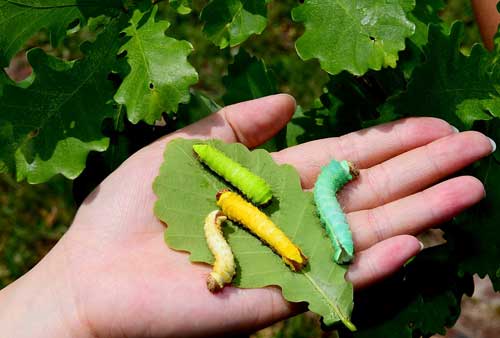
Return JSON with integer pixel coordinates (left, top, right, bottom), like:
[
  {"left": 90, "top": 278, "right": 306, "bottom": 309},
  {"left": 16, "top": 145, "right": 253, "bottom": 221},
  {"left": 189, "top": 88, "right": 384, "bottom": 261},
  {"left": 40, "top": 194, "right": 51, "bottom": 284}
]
[{"left": 471, "top": 0, "right": 500, "bottom": 50}]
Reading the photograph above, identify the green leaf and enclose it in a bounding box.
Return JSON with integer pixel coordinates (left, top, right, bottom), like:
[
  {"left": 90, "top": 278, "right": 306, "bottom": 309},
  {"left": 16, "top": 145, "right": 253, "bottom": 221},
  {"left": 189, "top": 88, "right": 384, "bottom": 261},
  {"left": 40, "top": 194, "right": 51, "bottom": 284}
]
[
  {"left": 0, "top": 69, "right": 12, "bottom": 96},
  {"left": 169, "top": 0, "right": 192, "bottom": 15},
  {"left": 381, "top": 23, "right": 500, "bottom": 129},
  {"left": 0, "top": 0, "right": 122, "bottom": 66},
  {"left": 406, "top": 0, "right": 445, "bottom": 49},
  {"left": 285, "top": 106, "right": 306, "bottom": 148},
  {"left": 114, "top": 5, "right": 198, "bottom": 124},
  {"left": 287, "top": 69, "right": 406, "bottom": 147},
  {"left": 174, "top": 90, "right": 221, "bottom": 129},
  {"left": 292, "top": 0, "right": 415, "bottom": 76},
  {"left": 0, "top": 17, "right": 125, "bottom": 183},
  {"left": 153, "top": 139, "right": 355, "bottom": 329},
  {"left": 201, "top": 0, "right": 268, "bottom": 49},
  {"left": 222, "top": 49, "right": 276, "bottom": 105},
  {"left": 284, "top": 100, "right": 344, "bottom": 148},
  {"left": 447, "top": 150, "right": 500, "bottom": 291}
]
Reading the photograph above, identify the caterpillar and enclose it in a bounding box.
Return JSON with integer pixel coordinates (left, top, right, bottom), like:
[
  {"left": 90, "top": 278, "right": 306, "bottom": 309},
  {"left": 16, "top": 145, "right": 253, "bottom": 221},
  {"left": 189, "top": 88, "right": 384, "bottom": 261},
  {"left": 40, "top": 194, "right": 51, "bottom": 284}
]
[
  {"left": 204, "top": 210, "right": 236, "bottom": 292},
  {"left": 313, "top": 160, "right": 358, "bottom": 264},
  {"left": 216, "top": 190, "right": 307, "bottom": 271},
  {"left": 193, "top": 144, "right": 272, "bottom": 205}
]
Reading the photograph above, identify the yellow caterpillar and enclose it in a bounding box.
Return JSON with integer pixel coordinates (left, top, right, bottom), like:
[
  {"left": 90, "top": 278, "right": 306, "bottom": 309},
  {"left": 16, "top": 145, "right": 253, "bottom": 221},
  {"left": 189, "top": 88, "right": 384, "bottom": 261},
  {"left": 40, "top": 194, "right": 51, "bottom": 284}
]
[
  {"left": 216, "top": 190, "right": 307, "bottom": 271},
  {"left": 204, "top": 210, "right": 236, "bottom": 292}
]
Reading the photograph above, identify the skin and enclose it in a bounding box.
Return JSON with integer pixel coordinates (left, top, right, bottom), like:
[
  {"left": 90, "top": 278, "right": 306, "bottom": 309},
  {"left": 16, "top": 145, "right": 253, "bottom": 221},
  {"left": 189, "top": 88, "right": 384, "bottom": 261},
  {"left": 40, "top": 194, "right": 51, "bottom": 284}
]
[
  {"left": 0, "top": 94, "right": 494, "bottom": 338},
  {"left": 471, "top": 0, "right": 500, "bottom": 50}
]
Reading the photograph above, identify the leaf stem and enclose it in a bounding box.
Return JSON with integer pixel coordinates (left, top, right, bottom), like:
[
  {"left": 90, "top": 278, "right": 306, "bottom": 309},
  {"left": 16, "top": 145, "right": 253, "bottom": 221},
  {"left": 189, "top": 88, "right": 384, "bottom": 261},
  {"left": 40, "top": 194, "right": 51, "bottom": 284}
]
[{"left": 302, "top": 272, "right": 356, "bottom": 331}]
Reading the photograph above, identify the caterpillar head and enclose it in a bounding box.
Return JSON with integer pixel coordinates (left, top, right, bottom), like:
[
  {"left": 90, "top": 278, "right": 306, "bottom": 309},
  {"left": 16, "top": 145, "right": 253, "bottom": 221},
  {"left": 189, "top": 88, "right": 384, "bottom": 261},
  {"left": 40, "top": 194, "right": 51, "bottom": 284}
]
[
  {"left": 283, "top": 249, "right": 308, "bottom": 271},
  {"left": 207, "top": 274, "right": 224, "bottom": 292},
  {"left": 215, "top": 189, "right": 232, "bottom": 201},
  {"left": 347, "top": 161, "right": 359, "bottom": 178}
]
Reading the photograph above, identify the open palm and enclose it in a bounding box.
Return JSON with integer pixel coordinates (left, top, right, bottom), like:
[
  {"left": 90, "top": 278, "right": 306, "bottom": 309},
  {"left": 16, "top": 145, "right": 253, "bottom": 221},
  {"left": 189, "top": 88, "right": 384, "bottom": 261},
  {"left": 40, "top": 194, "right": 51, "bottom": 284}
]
[{"left": 30, "top": 95, "right": 492, "bottom": 338}]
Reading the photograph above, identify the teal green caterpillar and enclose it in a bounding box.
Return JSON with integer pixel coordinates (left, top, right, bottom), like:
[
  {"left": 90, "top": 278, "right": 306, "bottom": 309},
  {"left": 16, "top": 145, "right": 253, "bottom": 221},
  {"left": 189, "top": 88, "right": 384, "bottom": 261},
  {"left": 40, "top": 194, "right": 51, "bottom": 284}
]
[
  {"left": 314, "top": 160, "right": 358, "bottom": 264},
  {"left": 193, "top": 144, "right": 272, "bottom": 205}
]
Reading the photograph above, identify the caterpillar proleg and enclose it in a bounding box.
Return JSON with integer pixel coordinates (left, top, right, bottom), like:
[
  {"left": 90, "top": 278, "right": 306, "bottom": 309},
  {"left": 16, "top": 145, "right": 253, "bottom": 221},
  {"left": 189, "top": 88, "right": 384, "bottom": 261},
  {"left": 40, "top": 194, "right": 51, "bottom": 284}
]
[
  {"left": 314, "top": 160, "right": 358, "bottom": 264},
  {"left": 204, "top": 210, "right": 236, "bottom": 292},
  {"left": 193, "top": 144, "right": 272, "bottom": 205},
  {"left": 216, "top": 190, "right": 307, "bottom": 271}
]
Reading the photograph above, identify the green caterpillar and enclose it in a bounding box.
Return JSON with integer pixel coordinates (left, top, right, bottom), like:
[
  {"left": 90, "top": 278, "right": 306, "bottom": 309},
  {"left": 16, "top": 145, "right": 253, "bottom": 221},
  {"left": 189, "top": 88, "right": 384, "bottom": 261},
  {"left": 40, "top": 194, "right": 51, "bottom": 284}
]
[
  {"left": 193, "top": 144, "right": 272, "bottom": 205},
  {"left": 314, "top": 160, "right": 358, "bottom": 264}
]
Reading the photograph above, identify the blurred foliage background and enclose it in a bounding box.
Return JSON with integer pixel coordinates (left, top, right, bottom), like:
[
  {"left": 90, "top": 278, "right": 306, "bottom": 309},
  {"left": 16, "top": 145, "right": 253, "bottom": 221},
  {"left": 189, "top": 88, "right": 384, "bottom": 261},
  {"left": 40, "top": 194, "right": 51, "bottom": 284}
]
[{"left": 1, "top": 0, "right": 494, "bottom": 337}]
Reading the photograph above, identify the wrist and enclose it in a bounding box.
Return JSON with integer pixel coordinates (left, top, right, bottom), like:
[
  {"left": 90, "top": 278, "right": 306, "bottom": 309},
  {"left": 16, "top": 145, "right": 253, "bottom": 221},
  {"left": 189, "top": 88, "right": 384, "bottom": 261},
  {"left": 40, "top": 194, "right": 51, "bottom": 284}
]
[{"left": 0, "top": 247, "right": 92, "bottom": 338}]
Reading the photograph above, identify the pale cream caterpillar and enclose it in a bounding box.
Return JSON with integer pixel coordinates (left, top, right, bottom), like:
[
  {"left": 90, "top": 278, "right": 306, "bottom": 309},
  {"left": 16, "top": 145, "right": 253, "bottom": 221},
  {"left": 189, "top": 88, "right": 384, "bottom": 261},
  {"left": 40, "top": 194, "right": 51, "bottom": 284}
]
[{"left": 204, "top": 210, "right": 236, "bottom": 292}]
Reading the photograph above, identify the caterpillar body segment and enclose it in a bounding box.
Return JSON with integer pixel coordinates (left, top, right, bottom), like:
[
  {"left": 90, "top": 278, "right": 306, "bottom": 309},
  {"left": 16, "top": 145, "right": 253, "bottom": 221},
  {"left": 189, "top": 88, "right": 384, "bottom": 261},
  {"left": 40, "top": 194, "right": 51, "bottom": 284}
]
[
  {"left": 204, "top": 210, "right": 235, "bottom": 292},
  {"left": 313, "top": 160, "right": 358, "bottom": 264},
  {"left": 216, "top": 190, "right": 307, "bottom": 271},
  {"left": 193, "top": 144, "right": 272, "bottom": 205}
]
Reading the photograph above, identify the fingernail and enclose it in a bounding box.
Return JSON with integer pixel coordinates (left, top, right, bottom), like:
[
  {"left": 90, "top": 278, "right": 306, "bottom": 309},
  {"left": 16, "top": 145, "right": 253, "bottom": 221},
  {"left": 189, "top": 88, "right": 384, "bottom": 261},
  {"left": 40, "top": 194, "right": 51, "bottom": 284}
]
[
  {"left": 488, "top": 137, "right": 496, "bottom": 153},
  {"left": 419, "top": 241, "right": 425, "bottom": 252},
  {"left": 450, "top": 125, "right": 459, "bottom": 133}
]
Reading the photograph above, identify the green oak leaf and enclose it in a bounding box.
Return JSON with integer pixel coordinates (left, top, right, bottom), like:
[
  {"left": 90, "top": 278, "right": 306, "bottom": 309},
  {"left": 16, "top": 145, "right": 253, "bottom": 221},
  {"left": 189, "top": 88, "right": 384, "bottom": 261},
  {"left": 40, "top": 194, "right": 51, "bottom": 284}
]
[
  {"left": 0, "top": 17, "right": 124, "bottom": 183},
  {"left": 398, "top": 0, "right": 414, "bottom": 12},
  {"left": 114, "top": 5, "right": 198, "bottom": 124},
  {"left": 381, "top": 23, "right": 500, "bottom": 130},
  {"left": 201, "top": 0, "right": 268, "bottom": 49},
  {"left": 153, "top": 139, "right": 355, "bottom": 329},
  {"left": 285, "top": 106, "right": 306, "bottom": 148},
  {"left": 169, "top": 0, "right": 192, "bottom": 14},
  {"left": 446, "top": 151, "right": 500, "bottom": 291},
  {"left": 175, "top": 91, "right": 221, "bottom": 129},
  {"left": 406, "top": 0, "right": 445, "bottom": 49},
  {"left": 292, "top": 0, "right": 415, "bottom": 76},
  {"left": 286, "top": 69, "right": 406, "bottom": 148},
  {"left": 0, "top": 69, "right": 12, "bottom": 96},
  {"left": 0, "top": 0, "right": 122, "bottom": 67},
  {"left": 222, "top": 49, "right": 276, "bottom": 105}
]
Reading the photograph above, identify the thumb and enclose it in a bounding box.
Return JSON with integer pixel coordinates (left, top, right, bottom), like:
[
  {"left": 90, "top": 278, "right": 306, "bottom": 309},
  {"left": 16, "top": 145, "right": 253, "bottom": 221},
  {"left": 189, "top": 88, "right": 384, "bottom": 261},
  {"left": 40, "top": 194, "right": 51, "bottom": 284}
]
[{"left": 153, "top": 93, "right": 296, "bottom": 150}]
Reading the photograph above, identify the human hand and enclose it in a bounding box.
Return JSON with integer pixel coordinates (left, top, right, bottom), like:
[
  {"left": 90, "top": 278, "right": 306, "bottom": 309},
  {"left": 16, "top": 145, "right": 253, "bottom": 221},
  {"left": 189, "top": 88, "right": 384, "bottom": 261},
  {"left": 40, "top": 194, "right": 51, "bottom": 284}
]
[
  {"left": 471, "top": 0, "right": 500, "bottom": 50},
  {"left": 0, "top": 94, "right": 494, "bottom": 338}
]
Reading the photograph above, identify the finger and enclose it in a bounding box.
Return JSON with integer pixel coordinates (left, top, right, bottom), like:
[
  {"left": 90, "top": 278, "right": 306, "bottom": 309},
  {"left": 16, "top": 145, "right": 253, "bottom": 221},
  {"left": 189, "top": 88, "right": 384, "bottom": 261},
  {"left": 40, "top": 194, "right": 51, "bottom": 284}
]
[
  {"left": 274, "top": 117, "right": 455, "bottom": 188},
  {"left": 152, "top": 94, "right": 296, "bottom": 151},
  {"left": 346, "top": 235, "right": 421, "bottom": 290},
  {"left": 347, "top": 176, "right": 485, "bottom": 251},
  {"left": 339, "top": 131, "right": 493, "bottom": 212}
]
